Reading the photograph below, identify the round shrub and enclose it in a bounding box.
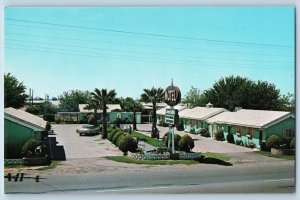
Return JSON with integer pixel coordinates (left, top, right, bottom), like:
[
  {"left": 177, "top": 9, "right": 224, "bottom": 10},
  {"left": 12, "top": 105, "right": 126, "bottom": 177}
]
[
  {"left": 226, "top": 133, "right": 235, "bottom": 144},
  {"left": 199, "top": 128, "right": 207, "bottom": 136},
  {"left": 162, "top": 133, "right": 181, "bottom": 150},
  {"left": 176, "top": 121, "right": 184, "bottom": 131},
  {"left": 22, "top": 139, "right": 40, "bottom": 157},
  {"left": 178, "top": 134, "right": 194, "bottom": 152},
  {"left": 108, "top": 128, "right": 120, "bottom": 141},
  {"left": 117, "top": 133, "right": 128, "bottom": 147},
  {"left": 266, "top": 135, "right": 280, "bottom": 149},
  {"left": 118, "top": 134, "right": 138, "bottom": 154},
  {"left": 112, "top": 131, "right": 124, "bottom": 145},
  {"left": 290, "top": 137, "right": 295, "bottom": 149},
  {"left": 215, "top": 130, "right": 224, "bottom": 141}
]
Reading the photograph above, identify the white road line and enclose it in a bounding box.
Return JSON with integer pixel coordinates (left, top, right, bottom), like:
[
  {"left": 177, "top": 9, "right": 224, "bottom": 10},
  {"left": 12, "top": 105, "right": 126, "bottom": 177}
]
[
  {"left": 96, "top": 185, "right": 180, "bottom": 193},
  {"left": 265, "top": 178, "right": 294, "bottom": 182}
]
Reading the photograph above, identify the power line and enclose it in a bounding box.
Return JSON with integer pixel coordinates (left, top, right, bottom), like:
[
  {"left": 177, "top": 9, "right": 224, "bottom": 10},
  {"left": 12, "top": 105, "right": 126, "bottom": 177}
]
[
  {"left": 6, "top": 32, "right": 293, "bottom": 58},
  {"left": 5, "top": 45, "right": 293, "bottom": 70},
  {"left": 5, "top": 18, "right": 293, "bottom": 49},
  {"left": 6, "top": 22, "right": 294, "bottom": 51},
  {"left": 6, "top": 39, "right": 293, "bottom": 65}
]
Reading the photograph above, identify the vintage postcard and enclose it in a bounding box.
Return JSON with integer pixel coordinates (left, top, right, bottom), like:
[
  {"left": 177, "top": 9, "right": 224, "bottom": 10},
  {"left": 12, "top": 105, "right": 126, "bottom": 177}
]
[{"left": 4, "top": 7, "right": 295, "bottom": 194}]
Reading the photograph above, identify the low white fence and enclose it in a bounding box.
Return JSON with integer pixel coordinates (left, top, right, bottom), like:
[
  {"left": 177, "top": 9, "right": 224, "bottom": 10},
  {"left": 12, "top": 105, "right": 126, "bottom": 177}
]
[
  {"left": 129, "top": 152, "right": 202, "bottom": 160},
  {"left": 5, "top": 159, "right": 24, "bottom": 165}
]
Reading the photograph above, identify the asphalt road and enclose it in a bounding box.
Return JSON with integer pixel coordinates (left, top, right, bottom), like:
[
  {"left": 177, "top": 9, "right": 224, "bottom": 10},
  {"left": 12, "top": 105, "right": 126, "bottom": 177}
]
[{"left": 4, "top": 160, "right": 295, "bottom": 194}]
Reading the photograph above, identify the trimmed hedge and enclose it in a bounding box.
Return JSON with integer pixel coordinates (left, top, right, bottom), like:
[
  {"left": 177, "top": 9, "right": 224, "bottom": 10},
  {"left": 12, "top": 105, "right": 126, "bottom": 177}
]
[
  {"left": 22, "top": 139, "right": 40, "bottom": 157},
  {"left": 226, "top": 133, "right": 235, "bottom": 144},
  {"left": 266, "top": 135, "right": 280, "bottom": 149},
  {"left": 215, "top": 130, "right": 224, "bottom": 141},
  {"left": 162, "top": 133, "right": 181, "bottom": 150},
  {"left": 118, "top": 134, "right": 138, "bottom": 154},
  {"left": 108, "top": 128, "right": 121, "bottom": 141},
  {"left": 117, "top": 133, "right": 128, "bottom": 147},
  {"left": 200, "top": 128, "right": 210, "bottom": 137},
  {"left": 112, "top": 131, "right": 124, "bottom": 145},
  {"left": 178, "top": 134, "right": 194, "bottom": 152}
]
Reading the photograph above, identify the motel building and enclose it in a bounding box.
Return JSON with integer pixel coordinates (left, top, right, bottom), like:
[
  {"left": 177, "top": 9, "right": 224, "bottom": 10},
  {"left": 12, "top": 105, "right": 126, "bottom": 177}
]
[{"left": 206, "top": 109, "right": 295, "bottom": 148}]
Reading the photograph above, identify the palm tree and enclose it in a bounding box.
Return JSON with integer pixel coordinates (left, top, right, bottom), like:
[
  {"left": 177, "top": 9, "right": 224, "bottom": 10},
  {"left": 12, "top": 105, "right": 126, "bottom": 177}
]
[
  {"left": 92, "top": 88, "right": 117, "bottom": 139},
  {"left": 141, "top": 87, "right": 164, "bottom": 138},
  {"left": 84, "top": 98, "right": 101, "bottom": 127},
  {"left": 121, "top": 97, "right": 143, "bottom": 131}
]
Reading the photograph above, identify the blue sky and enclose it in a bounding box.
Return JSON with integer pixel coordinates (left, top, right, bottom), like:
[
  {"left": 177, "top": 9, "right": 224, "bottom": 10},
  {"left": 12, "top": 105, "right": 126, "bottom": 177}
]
[{"left": 4, "top": 7, "right": 295, "bottom": 99}]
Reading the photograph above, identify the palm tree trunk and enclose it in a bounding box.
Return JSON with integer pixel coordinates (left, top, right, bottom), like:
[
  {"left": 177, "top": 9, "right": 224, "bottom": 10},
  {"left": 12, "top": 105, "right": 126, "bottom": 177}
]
[
  {"left": 102, "top": 105, "right": 107, "bottom": 139},
  {"left": 94, "top": 108, "right": 97, "bottom": 127},
  {"left": 151, "top": 103, "right": 157, "bottom": 138},
  {"left": 133, "top": 111, "right": 137, "bottom": 130}
]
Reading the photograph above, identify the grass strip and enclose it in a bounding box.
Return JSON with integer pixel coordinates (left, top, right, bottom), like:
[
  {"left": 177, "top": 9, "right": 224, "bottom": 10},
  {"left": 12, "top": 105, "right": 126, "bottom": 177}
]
[
  {"left": 106, "top": 156, "right": 198, "bottom": 165},
  {"left": 131, "top": 131, "right": 162, "bottom": 147},
  {"left": 255, "top": 151, "right": 295, "bottom": 160},
  {"left": 202, "top": 152, "right": 231, "bottom": 161}
]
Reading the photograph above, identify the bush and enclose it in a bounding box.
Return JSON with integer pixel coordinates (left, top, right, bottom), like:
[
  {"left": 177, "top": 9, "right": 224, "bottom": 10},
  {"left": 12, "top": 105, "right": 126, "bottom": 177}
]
[
  {"left": 266, "top": 135, "right": 280, "bottom": 149},
  {"left": 112, "top": 131, "right": 124, "bottom": 145},
  {"left": 22, "top": 139, "right": 40, "bottom": 157},
  {"left": 108, "top": 128, "right": 120, "bottom": 141},
  {"left": 118, "top": 134, "right": 138, "bottom": 154},
  {"left": 199, "top": 128, "right": 210, "bottom": 137},
  {"left": 45, "top": 122, "right": 51, "bottom": 132},
  {"left": 290, "top": 137, "right": 295, "bottom": 149},
  {"left": 117, "top": 133, "right": 128, "bottom": 147},
  {"left": 88, "top": 115, "right": 94, "bottom": 125},
  {"left": 178, "top": 134, "right": 194, "bottom": 152},
  {"left": 113, "top": 117, "right": 122, "bottom": 128},
  {"left": 260, "top": 142, "right": 269, "bottom": 151},
  {"left": 162, "top": 133, "right": 181, "bottom": 150},
  {"left": 235, "top": 139, "right": 242, "bottom": 146},
  {"left": 215, "top": 130, "right": 224, "bottom": 141},
  {"left": 43, "top": 114, "right": 55, "bottom": 122},
  {"left": 226, "top": 133, "right": 235, "bottom": 144}
]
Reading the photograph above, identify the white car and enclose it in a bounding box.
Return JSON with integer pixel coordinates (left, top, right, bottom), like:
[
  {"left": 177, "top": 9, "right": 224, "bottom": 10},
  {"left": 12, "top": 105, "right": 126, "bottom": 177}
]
[{"left": 76, "top": 125, "right": 100, "bottom": 136}]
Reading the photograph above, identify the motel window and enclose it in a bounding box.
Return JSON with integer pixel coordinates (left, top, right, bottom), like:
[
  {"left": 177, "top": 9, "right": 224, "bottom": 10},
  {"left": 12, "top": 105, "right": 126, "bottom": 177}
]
[
  {"left": 236, "top": 126, "right": 242, "bottom": 133},
  {"left": 246, "top": 127, "right": 254, "bottom": 136},
  {"left": 283, "top": 129, "right": 292, "bottom": 137}
]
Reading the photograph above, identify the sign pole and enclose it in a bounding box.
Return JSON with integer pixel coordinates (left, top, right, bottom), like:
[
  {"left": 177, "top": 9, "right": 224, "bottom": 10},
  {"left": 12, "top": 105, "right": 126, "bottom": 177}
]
[{"left": 171, "top": 106, "right": 175, "bottom": 154}]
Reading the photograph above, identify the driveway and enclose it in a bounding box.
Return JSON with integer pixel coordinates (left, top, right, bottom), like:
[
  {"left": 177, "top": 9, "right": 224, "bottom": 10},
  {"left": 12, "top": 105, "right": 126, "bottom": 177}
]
[{"left": 50, "top": 124, "right": 122, "bottom": 159}]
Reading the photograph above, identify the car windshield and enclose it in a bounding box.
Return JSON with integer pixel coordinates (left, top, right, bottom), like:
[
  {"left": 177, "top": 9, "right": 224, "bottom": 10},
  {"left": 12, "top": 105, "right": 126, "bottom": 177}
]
[{"left": 82, "top": 125, "right": 94, "bottom": 129}]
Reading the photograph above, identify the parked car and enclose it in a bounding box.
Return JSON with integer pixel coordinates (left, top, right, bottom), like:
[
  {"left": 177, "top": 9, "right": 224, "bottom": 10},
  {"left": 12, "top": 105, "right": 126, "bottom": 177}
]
[{"left": 76, "top": 125, "right": 100, "bottom": 136}]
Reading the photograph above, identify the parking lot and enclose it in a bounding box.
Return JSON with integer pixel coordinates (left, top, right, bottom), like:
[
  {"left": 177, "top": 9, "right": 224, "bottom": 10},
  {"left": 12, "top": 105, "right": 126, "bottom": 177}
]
[{"left": 50, "top": 124, "right": 122, "bottom": 159}]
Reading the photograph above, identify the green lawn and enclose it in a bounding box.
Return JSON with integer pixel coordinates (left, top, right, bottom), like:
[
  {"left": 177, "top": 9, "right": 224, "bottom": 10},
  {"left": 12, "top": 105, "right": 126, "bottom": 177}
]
[
  {"left": 4, "top": 161, "right": 61, "bottom": 170},
  {"left": 106, "top": 156, "right": 199, "bottom": 165},
  {"left": 202, "top": 152, "right": 231, "bottom": 161},
  {"left": 255, "top": 151, "right": 295, "bottom": 160},
  {"left": 131, "top": 131, "right": 163, "bottom": 147}
]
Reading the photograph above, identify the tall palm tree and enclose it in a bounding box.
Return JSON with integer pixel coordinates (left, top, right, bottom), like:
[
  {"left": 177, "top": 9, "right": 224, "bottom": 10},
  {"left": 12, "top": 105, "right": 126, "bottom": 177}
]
[
  {"left": 92, "top": 88, "right": 117, "bottom": 139},
  {"left": 141, "top": 87, "right": 164, "bottom": 138},
  {"left": 84, "top": 98, "right": 101, "bottom": 127},
  {"left": 121, "top": 97, "right": 143, "bottom": 131}
]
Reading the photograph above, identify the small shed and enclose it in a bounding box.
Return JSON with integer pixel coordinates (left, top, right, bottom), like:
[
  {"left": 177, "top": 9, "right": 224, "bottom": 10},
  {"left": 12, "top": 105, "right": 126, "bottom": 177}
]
[{"left": 4, "top": 107, "right": 47, "bottom": 158}]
